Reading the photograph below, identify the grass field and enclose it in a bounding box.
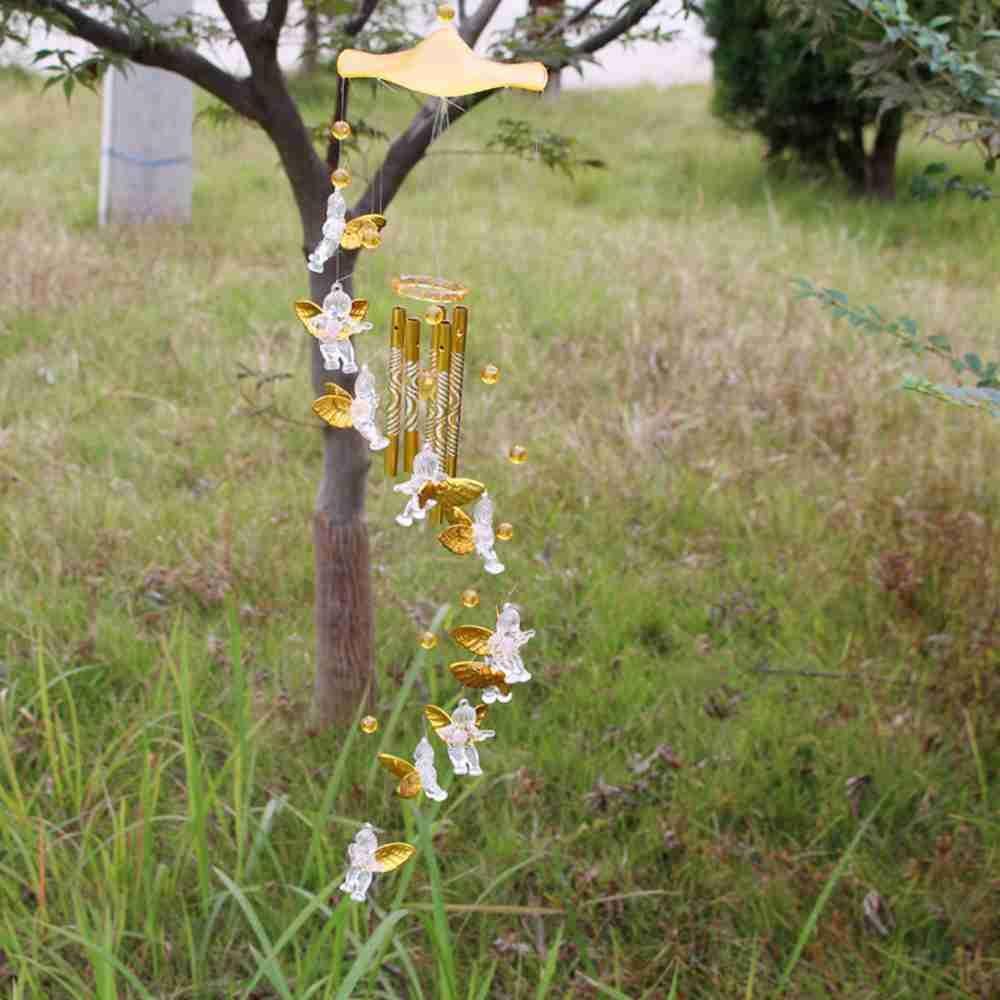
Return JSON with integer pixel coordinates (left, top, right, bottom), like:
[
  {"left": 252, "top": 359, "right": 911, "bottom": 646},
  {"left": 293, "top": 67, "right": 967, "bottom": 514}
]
[{"left": 0, "top": 65, "right": 999, "bottom": 998}]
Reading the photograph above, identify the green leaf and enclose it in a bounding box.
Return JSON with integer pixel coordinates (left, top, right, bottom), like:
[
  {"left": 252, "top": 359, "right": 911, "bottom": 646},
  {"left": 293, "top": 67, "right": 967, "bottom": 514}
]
[{"left": 963, "top": 353, "right": 983, "bottom": 373}]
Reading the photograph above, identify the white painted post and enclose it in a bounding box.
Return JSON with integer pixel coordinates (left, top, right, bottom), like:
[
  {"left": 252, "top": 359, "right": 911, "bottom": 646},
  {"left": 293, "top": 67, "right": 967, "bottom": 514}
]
[{"left": 98, "top": 0, "right": 193, "bottom": 224}]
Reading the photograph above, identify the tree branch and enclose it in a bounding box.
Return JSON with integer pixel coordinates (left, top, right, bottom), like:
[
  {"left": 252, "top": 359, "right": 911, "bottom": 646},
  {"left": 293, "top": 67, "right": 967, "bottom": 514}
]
[
  {"left": 23, "top": 0, "right": 260, "bottom": 120},
  {"left": 563, "top": 0, "right": 663, "bottom": 60},
  {"left": 215, "top": 0, "right": 255, "bottom": 43},
  {"left": 264, "top": 0, "right": 290, "bottom": 36},
  {"left": 459, "top": 0, "right": 503, "bottom": 45},
  {"left": 343, "top": 0, "right": 380, "bottom": 38}
]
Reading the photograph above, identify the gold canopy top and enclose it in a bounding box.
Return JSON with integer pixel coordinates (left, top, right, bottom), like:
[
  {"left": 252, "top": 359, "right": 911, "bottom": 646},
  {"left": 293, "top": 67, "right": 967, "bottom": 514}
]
[{"left": 336, "top": 26, "right": 548, "bottom": 98}]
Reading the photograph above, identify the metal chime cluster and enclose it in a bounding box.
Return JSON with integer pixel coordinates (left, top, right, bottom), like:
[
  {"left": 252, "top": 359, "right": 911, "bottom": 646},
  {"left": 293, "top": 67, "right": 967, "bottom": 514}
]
[{"left": 297, "top": 5, "right": 548, "bottom": 899}]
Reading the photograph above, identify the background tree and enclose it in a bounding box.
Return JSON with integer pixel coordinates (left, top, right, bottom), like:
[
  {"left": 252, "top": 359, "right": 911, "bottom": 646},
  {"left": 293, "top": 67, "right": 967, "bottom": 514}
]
[
  {"left": 701, "top": 0, "right": 954, "bottom": 198},
  {"left": 781, "top": 0, "right": 1000, "bottom": 168},
  {"left": 1, "top": 0, "right": 668, "bottom": 730}
]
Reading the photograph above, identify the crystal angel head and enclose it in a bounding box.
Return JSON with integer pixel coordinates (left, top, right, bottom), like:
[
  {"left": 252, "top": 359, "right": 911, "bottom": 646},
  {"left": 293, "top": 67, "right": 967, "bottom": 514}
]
[
  {"left": 393, "top": 442, "right": 446, "bottom": 526},
  {"left": 339, "top": 822, "right": 416, "bottom": 903},
  {"left": 425, "top": 699, "right": 495, "bottom": 777},
  {"left": 472, "top": 492, "right": 504, "bottom": 575}
]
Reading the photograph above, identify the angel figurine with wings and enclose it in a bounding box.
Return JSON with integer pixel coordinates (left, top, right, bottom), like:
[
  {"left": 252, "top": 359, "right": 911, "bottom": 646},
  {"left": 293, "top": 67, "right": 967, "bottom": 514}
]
[
  {"left": 377, "top": 736, "right": 449, "bottom": 801},
  {"left": 438, "top": 491, "right": 504, "bottom": 574},
  {"left": 339, "top": 822, "right": 416, "bottom": 903},
  {"left": 449, "top": 602, "right": 535, "bottom": 699},
  {"left": 425, "top": 699, "right": 494, "bottom": 776},
  {"left": 312, "top": 365, "right": 389, "bottom": 451},
  {"left": 393, "top": 443, "right": 447, "bottom": 526},
  {"left": 294, "top": 281, "right": 374, "bottom": 374}
]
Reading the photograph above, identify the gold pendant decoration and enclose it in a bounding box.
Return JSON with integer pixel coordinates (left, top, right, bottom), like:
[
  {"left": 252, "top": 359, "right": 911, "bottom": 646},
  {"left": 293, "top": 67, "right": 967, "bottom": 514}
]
[
  {"left": 337, "top": 26, "right": 547, "bottom": 98},
  {"left": 417, "top": 476, "right": 485, "bottom": 517},
  {"left": 312, "top": 368, "right": 389, "bottom": 451}
]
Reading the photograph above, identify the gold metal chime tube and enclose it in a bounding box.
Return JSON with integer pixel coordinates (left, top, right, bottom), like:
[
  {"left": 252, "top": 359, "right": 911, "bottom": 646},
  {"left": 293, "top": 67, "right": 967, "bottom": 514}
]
[
  {"left": 430, "top": 320, "right": 452, "bottom": 522},
  {"left": 384, "top": 306, "right": 406, "bottom": 476},
  {"left": 445, "top": 306, "right": 468, "bottom": 478},
  {"left": 423, "top": 325, "right": 440, "bottom": 444},
  {"left": 403, "top": 317, "right": 421, "bottom": 472}
]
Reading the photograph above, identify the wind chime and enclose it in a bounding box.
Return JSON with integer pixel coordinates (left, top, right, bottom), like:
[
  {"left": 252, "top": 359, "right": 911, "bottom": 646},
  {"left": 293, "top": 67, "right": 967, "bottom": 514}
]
[{"left": 299, "top": 4, "right": 547, "bottom": 898}]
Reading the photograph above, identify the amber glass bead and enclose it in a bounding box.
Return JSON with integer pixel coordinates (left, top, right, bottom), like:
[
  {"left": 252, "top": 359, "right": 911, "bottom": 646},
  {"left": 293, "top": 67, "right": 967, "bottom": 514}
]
[
  {"left": 508, "top": 445, "right": 527, "bottom": 464},
  {"left": 424, "top": 304, "right": 445, "bottom": 326},
  {"left": 437, "top": 4, "right": 456, "bottom": 21},
  {"left": 361, "top": 227, "right": 382, "bottom": 249},
  {"left": 360, "top": 715, "right": 379, "bottom": 734},
  {"left": 419, "top": 630, "right": 438, "bottom": 650},
  {"left": 331, "top": 167, "right": 351, "bottom": 189},
  {"left": 496, "top": 522, "right": 513, "bottom": 541},
  {"left": 480, "top": 363, "right": 500, "bottom": 385},
  {"left": 331, "top": 120, "right": 352, "bottom": 141},
  {"left": 460, "top": 588, "right": 480, "bottom": 608}
]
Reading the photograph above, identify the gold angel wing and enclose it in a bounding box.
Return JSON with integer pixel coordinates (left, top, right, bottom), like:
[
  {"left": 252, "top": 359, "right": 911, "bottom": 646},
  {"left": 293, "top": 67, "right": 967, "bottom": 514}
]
[
  {"left": 450, "top": 626, "right": 494, "bottom": 656},
  {"left": 350, "top": 298, "right": 370, "bottom": 320},
  {"left": 341, "top": 215, "right": 387, "bottom": 250},
  {"left": 424, "top": 704, "right": 452, "bottom": 730},
  {"left": 397, "top": 770, "right": 423, "bottom": 799},
  {"left": 377, "top": 753, "right": 416, "bottom": 780},
  {"left": 373, "top": 842, "right": 416, "bottom": 872},
  {"left": 376, "top": 753, "right": 423, "bottom": 798},
  {"left": 446, "top": 505, "right": 472, "bottom": 526},
  {"left": 337, "top": 27, "right": 547, "bottom": 98},
  {"left": 422, "top": 478, "right": 485, "bottom": 511},
  {"left": 449, "top": 660, "right": 509, "bottom": 692},
  {"left": 475, "top": 704, "right": 489, "bottom": 726},
  {"left": 294, "top": 299, "right": 324, "bottom": 337},
  {"left": 312, "top": 384, "right": 354, "bottom": 428},
  {"left": 438, "top": 523, "right": 475, "bottom": 556}
]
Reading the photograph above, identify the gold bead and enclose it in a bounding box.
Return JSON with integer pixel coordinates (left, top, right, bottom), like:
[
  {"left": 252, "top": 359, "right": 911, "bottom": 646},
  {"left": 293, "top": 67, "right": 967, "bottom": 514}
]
[
  {"left": 460, "top": 588, "right": 480, "bottom": 608},
  {"left": 360, "top": 715, "right": 378, "bottom": 734},
  {"left": 331, "top": 167, "right": 351, "bottom": 189},
  {"left": 361, "top": 226, "right": 382, "bottom": 250},
  {"left": 331, "top": 120, "right": 352, "bottom": 141},
  {"left": 340, "top": 230, "right": 362, "bottom": 251},
  {"left": 424, "top": 304, "right": 445, "bottom": 326},
  {"left": 419, "top": 630, "right": 438, "bottom": 650},
  {"left": 417, "top": 369, "right": 437, "bottom": 400},
  {"left": 480, "top": 363, "right": 500, "bottom": 385},
  {"left": 508, "top": 445, "right": 528, "bottom": 465},
  {"left": 496, "top": 522, "right": 513, "bottom": 541},
  {"left": 437, "top": 3, "right": 456, "bottom": 21}
]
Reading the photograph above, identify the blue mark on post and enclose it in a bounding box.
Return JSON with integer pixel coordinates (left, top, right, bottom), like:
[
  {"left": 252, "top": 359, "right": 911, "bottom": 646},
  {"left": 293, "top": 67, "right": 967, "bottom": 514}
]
[{"left": 101, "top": 148, "right": 192, "bottom": 168}]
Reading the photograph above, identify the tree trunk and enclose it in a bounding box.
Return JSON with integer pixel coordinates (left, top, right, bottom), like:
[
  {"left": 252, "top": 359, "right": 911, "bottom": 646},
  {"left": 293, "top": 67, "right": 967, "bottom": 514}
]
[
  {"left": 864, "top": 107, "right": 903, "bottom": 201},
  {"left": 306, "top": 263, "right": 375, "bottom": 730}
]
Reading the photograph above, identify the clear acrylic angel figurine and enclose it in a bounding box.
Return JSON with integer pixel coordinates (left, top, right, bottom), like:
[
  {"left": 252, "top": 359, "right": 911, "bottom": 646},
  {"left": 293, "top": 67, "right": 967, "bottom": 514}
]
[
  {"left": 308, "top": 191, "right": 347, "bottom": 273},
  {"left": 339, "top": 822, "right": 416, "bottom": 902},
  {"left": 394, "top": 443, "right": 446, "bottom": 526},
  {"left": 487, "top": 602, "right": 535, "bottom": 683},
  {"left": 425, "top": 699, "right": 495, "bottom": 776},
  {"left": 293, "top": 282, "right": 374, "bottom": 374},
  {"left": 377, "top": 736, "right": 448, "bottom": 801},
  {"left": 472, "top": 492, "right": 504, "bottom": 575},
  {"left": 312, "top": 364, "right": 389, "bottom": 451}
]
